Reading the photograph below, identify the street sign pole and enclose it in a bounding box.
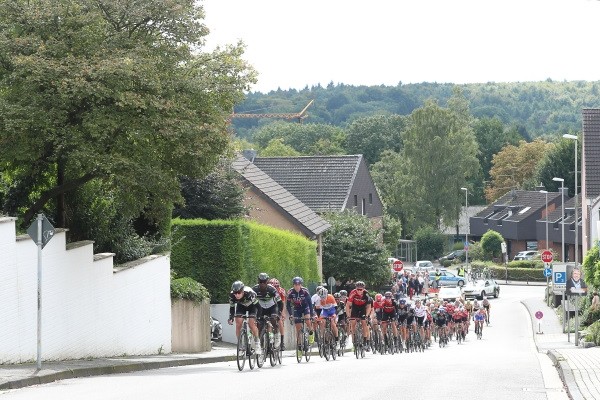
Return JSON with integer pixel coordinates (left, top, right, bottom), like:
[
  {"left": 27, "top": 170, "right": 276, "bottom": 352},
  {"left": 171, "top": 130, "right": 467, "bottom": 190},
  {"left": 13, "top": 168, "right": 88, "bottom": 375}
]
[{"left": 36, "top": 214, "right": 43, "bottom": 370}]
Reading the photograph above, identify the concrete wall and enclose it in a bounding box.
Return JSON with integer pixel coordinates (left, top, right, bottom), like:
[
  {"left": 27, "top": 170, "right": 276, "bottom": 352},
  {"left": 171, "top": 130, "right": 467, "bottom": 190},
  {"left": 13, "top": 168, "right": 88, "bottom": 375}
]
[
  {"left": 171, "top": 299, "right": 210, "bottom": 353},
  {"left": 0, "top": 217, "right": 171, "bottom": 363}
]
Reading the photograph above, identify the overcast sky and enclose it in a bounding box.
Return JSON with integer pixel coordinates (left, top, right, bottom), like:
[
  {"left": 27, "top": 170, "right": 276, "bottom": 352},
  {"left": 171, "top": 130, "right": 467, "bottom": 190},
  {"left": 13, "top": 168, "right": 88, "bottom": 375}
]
[{"left": 201, "top": 0, "right": 600, "bottom": 93}]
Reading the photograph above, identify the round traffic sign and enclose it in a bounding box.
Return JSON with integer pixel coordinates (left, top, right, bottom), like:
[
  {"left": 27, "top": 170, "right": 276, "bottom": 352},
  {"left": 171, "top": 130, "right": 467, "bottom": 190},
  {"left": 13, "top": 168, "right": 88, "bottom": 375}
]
[
  {"left": 541, "top": 250, "right": 553, "bottom": 263},
  {"left": 535, "top": 311, "right": 543, "bottom": 320},
  {"left": 393, "top": 260, "right": 403, "bottom": 272}
]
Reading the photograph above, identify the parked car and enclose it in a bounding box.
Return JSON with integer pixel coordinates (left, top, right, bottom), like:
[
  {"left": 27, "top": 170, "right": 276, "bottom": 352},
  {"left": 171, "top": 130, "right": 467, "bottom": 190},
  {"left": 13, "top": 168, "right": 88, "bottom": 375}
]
[
  {"left": 429, "top": 270, "right": 466, "bottom": 287},
  {"left": 412, "top": 260, "right": 435, "bottom": 273},
  {"left": 210, "top": 316, "right": 222, "bottom": 341},
  {"left": 439, "top": 250, "right": 465, "bottom": 263},
  {"left": 435, "top": 287, "right": 464, "bottom": 302},
  {"left": 513, "top": 251, "right": 539, "bottom": 261},
  {"left": 463, "top": 279, "right": 500, "bottom": 300}
]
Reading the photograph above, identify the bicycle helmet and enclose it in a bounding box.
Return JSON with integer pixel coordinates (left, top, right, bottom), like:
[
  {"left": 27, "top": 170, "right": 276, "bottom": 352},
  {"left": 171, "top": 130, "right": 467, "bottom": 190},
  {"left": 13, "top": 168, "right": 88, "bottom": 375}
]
[
  {"left": 339, "top": 290, "right": 348, "bottom": 297},
  {"left": 231, "top": 281, "right": 244, "bottom": 293},
  {"left": 375, "top": 293, "right": 383, "bottom": 302},
  {"left": 355, "top": 281, "right": 365, "bottom": 288},
  {"left": 333, "top": 292, "right": 341, "bottom": 299},
  {"left": 317, "top": 287, "right": 328, "bottom": 298},
  {"left": 258, "top": 272, "right": 269, "bottom": 283},
  {"left": 316, "top": 285, "right": 324, "bottom": 293},
  {"left": 384, "top": 291, "right": 392, "bottom": 298},
  {"left": 292, "top": 276, "right": 303, "bottom": 285},
  {"left": 399, "top": 299, "right": 406, "bottom": 305}
]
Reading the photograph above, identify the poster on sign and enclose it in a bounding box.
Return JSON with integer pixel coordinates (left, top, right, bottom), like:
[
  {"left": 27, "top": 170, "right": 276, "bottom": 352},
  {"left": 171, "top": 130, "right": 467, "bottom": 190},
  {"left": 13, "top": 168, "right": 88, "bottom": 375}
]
[{"left": 566, "top": 265, "right": 587, "bottom": 296}]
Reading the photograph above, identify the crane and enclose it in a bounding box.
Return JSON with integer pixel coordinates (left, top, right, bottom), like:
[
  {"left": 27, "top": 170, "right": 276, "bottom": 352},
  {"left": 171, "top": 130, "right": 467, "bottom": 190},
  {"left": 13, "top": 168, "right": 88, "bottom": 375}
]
[{"left": 230, "top": 99, "right": 314, "bottom": 123}]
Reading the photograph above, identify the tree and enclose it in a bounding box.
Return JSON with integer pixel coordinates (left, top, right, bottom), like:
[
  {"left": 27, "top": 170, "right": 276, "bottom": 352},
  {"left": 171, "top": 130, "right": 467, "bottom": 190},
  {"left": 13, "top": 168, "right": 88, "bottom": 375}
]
[
  {"left": 252, "top": 121, "right": 346, "bottom": 155},
  {"left": 485, "top": 140, "right": 552, "bottom": 202},
  {"left": 480, "top": 230, "right": 504, "bottom": 260},
  {"left": 382, "top": 214, "right": 402, "bottom": 256},
  {"left": 260, "top": 138, "right": 301, "bottom": 157},
  {"left": 322, "top": 211, "right": 389, "bottom": 288},
  {"left": 474, "top": 117, "right": 522, "bottom": 183},
  {"left": 344, "top": 114, "right": 407, "bottom": 164},
  {"left": 0, "top": 0, "right": 255, "bottom": 231},
  {"left": 414, "top": 227, "right": 444, "bottom": 260},
  {"left": 534, "top": 137, "right": 580, "bottom": 197},
  {"left": 173, "top": 160, "right": 245, "bottom": 220}
]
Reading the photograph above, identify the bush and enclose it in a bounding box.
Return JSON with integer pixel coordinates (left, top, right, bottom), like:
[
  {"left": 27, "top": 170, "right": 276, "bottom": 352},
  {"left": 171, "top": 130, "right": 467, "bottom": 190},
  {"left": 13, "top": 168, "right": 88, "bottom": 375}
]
[
  {"left": 582, "top": 244, "right": 600, "bottom": 288},
  {"left": 442, "top": 260, "right": 452, "bottom": 268},
  {"left": 414, "top": 226, "right": 444, "bottom": 260},
  {"left": 470, "top": 261, "right": 545, "bottom": 282},
  {"left": 508, "top": 260, "right": 544, "bottom": 269},
  {"left": 584, "top": 320, "right": 600, "bottom": 345},
  {"left": 171, "top": 277, "right": 210, "bottom": 304},
  {"left": 480, "top": 230, "right": 504, "bottom": 260},
  {"left": 467, "top": 241, "right": 484, "bottom": 261}
]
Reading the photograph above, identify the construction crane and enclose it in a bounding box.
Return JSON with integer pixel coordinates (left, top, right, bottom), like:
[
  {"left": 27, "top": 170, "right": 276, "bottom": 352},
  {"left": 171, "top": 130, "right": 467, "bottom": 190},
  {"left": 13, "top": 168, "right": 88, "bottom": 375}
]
[{"left": 230, "top": 100, "right": 314, "bottom": 123}]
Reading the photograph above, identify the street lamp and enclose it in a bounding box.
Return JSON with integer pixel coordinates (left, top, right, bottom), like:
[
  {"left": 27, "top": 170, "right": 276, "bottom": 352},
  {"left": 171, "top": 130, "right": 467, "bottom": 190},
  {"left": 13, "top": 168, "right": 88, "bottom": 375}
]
[
  {"left": 563, "top": 133, "right": 580, "bottom": 346},
  {"left": 563, "top": 134, "right": 578, "bottom": 267},
  {"left": 539, "top": 189, "right": 549, "bottom": 250},
  {"left": 461, "top": 187, "right": 468, "bottom": 269},
  {"left": 553, "top": 177, "right": 565, "bottom": 262}
]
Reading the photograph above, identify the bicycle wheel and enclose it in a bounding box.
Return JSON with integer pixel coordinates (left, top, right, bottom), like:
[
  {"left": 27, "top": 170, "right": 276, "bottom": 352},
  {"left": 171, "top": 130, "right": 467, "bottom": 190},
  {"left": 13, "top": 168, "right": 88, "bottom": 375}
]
[
  {"left": 256, "top": 330, "right": 266, "bottom": 368},
  {"left": 236, "top": 331, "right": 247, "bottom": 371},
  {"left": 323, "top": 332, "right": 331, "bottom": 361},
  {"left": 331, "top": 335, "right": 337, "bottom": 360},
  {"left": 269, "top": 334, "right": 277, "bottom": 367},
  {"left": 247, "top": 340, "right": 255, "bottom": 370},
  {"left": 304, "top": 332, "right": 311, "bottom": 362},
  {"left": 296, "top": 330, "right": 303, "bottom": 363},
  {"left": 338, "top": 330, "right": 346, "bottom": 356}
]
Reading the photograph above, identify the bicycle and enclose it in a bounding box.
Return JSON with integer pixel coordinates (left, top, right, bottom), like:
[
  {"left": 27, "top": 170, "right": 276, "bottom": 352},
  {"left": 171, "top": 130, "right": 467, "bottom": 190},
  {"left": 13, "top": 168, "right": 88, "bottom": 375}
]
[
  {"left": 383, "top": 322, "right": 396, "bottom": 355},
  {"left": 350, "top": 318, "right": 366, "bottom": 359},
  {"left": 236, "top": 313, "right": 258, "bottom": 371},
  {"left": 475, "top": 320, "right": 483, "bottom": 340},
  {"left": 292, "top": 316, "right": 313, "bottom": 363},
  {"left": 322, "top": 317, "right": 337, "bottom": 361},
  {"left": 257, "top": 315, "right": 280, "bottom": 367},
  {"left": 368, "top": 318, "right": 381, "bottom": 354},
  {"left": 438, "top": 324, "right": 448, "bottom": 348},
  {"left": 337, "top": 320, "right": 347, "bottom": 356}
]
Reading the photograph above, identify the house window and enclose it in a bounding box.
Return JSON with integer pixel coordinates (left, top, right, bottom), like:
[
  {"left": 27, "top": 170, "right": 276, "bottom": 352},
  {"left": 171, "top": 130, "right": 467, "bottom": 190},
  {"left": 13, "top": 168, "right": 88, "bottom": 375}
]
[
  {"left": 362, "top": 198, "right": 366, "bottom": 215},
  {"left": 369, "top": 193, "right": 373, "bottom": 204},
  {"left": 526, "top": 241, "right": 538, "bottom": 251},
  {"left": 354, "top": 195, "right": 358, "bottom": 207}
]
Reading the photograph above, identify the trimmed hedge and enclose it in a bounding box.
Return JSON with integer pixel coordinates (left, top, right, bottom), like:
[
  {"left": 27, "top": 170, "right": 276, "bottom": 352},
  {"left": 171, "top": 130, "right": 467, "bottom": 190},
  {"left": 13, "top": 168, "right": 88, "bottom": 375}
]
[
  {"left": 470, "top": 261, "right": 546, "bottom": 282},
  {"left": 171, "top": 219, "right": 319, "bottom": 303},
  {"left": 171, "top": 277, "right": 210, "bottom": 303}
]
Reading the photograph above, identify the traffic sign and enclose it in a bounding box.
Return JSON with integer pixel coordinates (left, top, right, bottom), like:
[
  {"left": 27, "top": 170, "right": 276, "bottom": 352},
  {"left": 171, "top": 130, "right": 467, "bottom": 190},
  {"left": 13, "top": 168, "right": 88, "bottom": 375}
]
[
  {"left": 541, "top": 250, "right": 553, "bottom": 263},
  {"left": 393, "top": 260, "right": 404, "bottom": 272},
  {"left": 535, "top": 311, "right": 544, "bottom": 320},
  {"left": 552, "top": 264, "right": 567, "bottom": 291},
  {"left": 544, "top": 268, "right": 552, "bottom": 277},
  {"left": 27, "top": 214, "right": 55, "bottom": 249},
  {"left": 554, "top": 271, "right": 566, "bottom": 284}
]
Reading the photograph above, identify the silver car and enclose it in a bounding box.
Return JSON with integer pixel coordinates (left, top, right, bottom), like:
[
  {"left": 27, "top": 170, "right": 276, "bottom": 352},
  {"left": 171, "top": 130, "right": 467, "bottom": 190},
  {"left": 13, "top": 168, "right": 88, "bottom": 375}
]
[{"left": 463, "top": 279, "right": 500, "bottom": 300}]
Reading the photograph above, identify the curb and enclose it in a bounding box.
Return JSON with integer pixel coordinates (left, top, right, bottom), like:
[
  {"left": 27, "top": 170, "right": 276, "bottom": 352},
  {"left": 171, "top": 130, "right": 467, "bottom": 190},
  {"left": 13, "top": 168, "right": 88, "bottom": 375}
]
[
  {"left": 547, "top": 350, "right": 584, "bottom": 400},
  {"left": 0, "top": 355, "right": 237, "bottom": 391}
]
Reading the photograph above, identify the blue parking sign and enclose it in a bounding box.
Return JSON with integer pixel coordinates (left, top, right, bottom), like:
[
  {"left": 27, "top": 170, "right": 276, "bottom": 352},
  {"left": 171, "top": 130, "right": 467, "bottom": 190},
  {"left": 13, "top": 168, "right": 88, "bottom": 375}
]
[
  {"left": 544, "top": 268, "right": 552, "bottom": 277},
  {"left": 554, "top": 271, "right": 566, "bottom": 284}
]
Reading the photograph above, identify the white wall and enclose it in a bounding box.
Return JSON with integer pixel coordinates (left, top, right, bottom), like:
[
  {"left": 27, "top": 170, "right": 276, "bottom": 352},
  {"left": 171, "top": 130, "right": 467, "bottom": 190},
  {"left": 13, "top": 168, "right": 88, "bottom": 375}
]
[{"left": 0, "top": 217, "right": 171, "bottom": 363}]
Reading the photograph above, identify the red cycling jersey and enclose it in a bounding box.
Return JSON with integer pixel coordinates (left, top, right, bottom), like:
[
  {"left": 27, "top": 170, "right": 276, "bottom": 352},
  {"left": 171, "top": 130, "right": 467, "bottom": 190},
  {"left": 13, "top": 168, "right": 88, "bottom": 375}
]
[{"left": 348, "top": 289, "right": 370, "bottom": 307}]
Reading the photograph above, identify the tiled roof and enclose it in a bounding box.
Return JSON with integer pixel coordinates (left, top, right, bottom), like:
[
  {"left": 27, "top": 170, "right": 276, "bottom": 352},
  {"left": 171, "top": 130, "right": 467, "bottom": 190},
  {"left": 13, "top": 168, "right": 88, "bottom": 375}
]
[
  {"left": 252, "top": 155, "right": 362, "bottom": 212},
  {"left": 544, "top": 196, "right": 582, "bottom": 226},
  {"left": 474, "top": 190, "right": 562, "bottom": 222},
  {"left": 232, "top": 156, "right": 331, "bottom": 236},
  {"left": 583, "top": 109, "right": 600, "bottom": 199}
]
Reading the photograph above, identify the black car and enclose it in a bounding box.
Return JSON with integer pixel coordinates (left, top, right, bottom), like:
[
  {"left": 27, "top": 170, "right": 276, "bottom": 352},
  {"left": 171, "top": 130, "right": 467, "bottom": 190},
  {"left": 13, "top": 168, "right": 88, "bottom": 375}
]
[{"left": 439, "top": 250, "right": 465, "bottom": 263}]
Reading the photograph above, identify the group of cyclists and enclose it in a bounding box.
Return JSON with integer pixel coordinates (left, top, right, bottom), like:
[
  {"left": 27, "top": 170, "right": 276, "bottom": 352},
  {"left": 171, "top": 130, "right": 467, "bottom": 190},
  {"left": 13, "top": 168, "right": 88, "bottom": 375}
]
[{"left": 228, "top": 273, "right": 491, "bottom": 358}]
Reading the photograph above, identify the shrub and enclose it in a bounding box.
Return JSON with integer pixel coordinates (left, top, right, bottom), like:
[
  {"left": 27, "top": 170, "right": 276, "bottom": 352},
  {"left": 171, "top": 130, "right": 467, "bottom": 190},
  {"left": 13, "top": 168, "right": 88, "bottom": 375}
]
[
  {"left": 171, "top": 277, "right": 210, "bottom": 304},
  {"left": 584, "top": 320, "right": 600, "bottom": 345},
  {"left": 442, "top": 260, "right": 452, "bottom": 268},
  {"left": 582, "top": 244, "right": 600, "bottom": 288},
  {"left": 467, "top": 241, "right": 484, "bottom": 261},
  {"left": 480, "top": 230, "right": 504, "bottom": 260},
  {"left": 414, "top": 227, "right": 444, "bottom": 260},
  {"left": 508, "top": 260, "right": 544, "bottom": 269},
  {"left": 470, "top": 261, "right": 545, "bottom": 282}
]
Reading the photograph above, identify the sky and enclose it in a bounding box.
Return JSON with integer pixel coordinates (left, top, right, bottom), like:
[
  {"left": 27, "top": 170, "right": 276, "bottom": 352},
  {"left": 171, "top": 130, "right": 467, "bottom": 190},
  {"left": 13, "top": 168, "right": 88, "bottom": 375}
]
[{"left": 201, "top": 0, "right": 600, "bottom": 93}]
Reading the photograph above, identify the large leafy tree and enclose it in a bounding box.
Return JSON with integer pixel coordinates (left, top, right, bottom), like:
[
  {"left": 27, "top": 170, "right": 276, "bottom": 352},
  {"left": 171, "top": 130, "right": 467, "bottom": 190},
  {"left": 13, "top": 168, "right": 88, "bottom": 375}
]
[
  {"left": 0, "top": 0, "right": 255, "bottom": 229},
  {"left": 252, "top": 121, "right": 346, "bottom": 155},
  {"left": 534, "top": 137, "right": 580, "bottom": 198},
  {"left": 322, "top": 211, "right": 389, "bottom": 288},
  {"left": 344, "top": 114, "right": 407, "bottom": 165},
  {"left": 485, "top": 139, "right": 552, "bottom": 202}
]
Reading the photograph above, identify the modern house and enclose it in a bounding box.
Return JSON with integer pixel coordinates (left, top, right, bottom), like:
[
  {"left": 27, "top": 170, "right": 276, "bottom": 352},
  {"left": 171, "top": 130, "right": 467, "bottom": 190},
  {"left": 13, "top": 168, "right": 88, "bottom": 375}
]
[
  {"left": 232, "top": 156, "right": 331, "bottom": 277},
  {"left": 251, "top": 154, "right": 384, "bottom": 228},
  {"left": 470, "top": 190, "right": 564, "bottom": 260},
  {"left": 537, "top": 196, "right": 582, "bottom": 263},
  {"left": 582, "top": 108, "right": 600, "bottom": 255},
  {"left": 441, "top": 205, "right": 487, "bottom": 245}
]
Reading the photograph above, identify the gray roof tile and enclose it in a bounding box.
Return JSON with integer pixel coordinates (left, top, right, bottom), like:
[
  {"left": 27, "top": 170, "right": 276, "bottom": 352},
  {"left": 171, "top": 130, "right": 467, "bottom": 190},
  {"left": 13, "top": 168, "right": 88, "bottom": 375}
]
[
  {"left": 583, "top": 109, "right": 600, "bottom": 199},
  {"left": 232, "top": 156, "right": 331, "bottom": 236},
  {"left": 474, "top": 190, "right": 562, "bottom": 222}
]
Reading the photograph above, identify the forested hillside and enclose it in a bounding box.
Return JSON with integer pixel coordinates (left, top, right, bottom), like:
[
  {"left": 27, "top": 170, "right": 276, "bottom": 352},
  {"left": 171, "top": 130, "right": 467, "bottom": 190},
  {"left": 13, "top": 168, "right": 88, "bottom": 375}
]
[{"left": 232, "top": 80, "right": 600, "bottom": 139}]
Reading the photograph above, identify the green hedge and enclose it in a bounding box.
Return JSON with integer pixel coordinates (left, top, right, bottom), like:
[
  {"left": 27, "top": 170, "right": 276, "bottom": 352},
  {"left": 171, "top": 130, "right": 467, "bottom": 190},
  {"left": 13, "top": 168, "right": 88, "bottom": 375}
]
[
  {"left": 470, "top": 261, "right": 546, "bottom": 282},
  {"left": 170, "top": 219, "right": 319, "bottom": 303},
  {"left": 507, "top": 260, "right": 544, "bottom": 269},
  {"left": 171, "top": 277, "right": 210, "bottom": 303}
]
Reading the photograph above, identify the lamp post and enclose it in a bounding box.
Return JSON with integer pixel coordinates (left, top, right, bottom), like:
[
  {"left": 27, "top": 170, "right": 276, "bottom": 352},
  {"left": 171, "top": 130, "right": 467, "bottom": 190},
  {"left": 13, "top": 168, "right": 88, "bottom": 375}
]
[
  {"left": 553, "top": 177, "right": 565, "bottom": 262},
  {"left": 540, "top": 189, "right": 549, "bottom": 306},
  {"left": 564, "top": 133, "right": 579, "bottom": 345},
  {"left": 461, "top": 187, "right": 468, "bottom": 269}
]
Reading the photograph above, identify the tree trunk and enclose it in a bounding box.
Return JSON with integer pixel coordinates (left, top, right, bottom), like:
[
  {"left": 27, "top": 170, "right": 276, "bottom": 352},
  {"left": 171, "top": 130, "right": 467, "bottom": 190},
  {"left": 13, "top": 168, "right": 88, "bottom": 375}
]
[{"left": 56, "top": 160, "right": 66, "bottom": 228}]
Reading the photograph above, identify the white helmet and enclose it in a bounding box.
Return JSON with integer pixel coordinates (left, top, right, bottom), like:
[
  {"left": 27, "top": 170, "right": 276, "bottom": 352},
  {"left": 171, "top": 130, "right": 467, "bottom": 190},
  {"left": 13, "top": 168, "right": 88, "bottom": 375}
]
[{"left": 317, "top": 287, "right": 328, "bottom": 299}]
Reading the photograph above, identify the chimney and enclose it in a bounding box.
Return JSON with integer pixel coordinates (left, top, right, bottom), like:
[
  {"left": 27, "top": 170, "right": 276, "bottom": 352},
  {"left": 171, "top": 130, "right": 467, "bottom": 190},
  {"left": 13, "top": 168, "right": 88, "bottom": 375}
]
[
  {"left": 559, "top": 187, "right": 569, "bottom": 198},
  {"left": 535, "top": 182, "right": 546, "bottom": 191},
  {"left": 242, "top": 149, "right": 257, "bottom": 162}
]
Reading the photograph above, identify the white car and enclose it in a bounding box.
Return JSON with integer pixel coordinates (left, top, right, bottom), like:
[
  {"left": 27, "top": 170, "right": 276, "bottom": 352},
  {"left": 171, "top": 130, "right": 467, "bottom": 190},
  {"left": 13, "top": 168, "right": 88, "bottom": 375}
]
[
  {"left": 463, "top": 279, "right": 500, "bottom": 300},
  {"left": 412, "top": 260, "right": 435, "bottom": 273},
  {"left": 434, "top": 287, "right": 463, "bottom": 302},
  {"left": 513, "top": 251, "right": 539, "bottom": 261}
]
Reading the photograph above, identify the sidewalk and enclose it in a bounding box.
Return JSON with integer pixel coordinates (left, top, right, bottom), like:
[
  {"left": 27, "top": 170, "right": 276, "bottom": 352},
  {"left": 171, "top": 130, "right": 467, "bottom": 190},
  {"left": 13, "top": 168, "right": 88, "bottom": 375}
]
[{"left": 522, "top": 296, "right": 600, "bottom": 400}]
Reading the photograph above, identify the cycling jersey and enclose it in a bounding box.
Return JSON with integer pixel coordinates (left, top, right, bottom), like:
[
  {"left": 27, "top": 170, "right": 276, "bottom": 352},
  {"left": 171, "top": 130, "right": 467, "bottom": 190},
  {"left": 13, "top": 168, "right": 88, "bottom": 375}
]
[
  {"left": 286, "top": 287, "right": 314, "bottom": 316},
  {"left": 348, "top": 289, "right": 371, "bottom": 307},
  {"left": 413, "top": 305, "right": 427, "bottom": 318},
  {"left": 251, "top": 283, "right": 283, "bottom": 310},
  {"left": 474, "top": 311, "right": 486, "bottom": 321},
  {"left": 229, "top": 287, "right": 259, "bottom": 319},
  {"left": 382, "top": 298, "right": 397, "bottom": 314}
]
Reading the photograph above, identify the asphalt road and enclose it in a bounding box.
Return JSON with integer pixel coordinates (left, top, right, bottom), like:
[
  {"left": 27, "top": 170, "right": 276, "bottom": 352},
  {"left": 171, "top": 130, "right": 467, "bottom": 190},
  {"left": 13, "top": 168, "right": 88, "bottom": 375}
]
[{"left": 0, "top": 286, "right": 567, "bottom": 400}]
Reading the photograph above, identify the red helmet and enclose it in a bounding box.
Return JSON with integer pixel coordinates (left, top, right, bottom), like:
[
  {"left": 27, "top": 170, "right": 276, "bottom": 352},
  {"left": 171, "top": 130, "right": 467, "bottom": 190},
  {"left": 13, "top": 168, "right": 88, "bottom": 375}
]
[{"left": 375, "top": 293, "right": 383, "bottom": 302}]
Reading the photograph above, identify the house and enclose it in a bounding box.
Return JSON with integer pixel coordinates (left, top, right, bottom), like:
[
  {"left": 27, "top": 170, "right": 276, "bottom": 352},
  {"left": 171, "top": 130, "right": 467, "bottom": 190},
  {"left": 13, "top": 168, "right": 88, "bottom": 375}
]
[
  {"left": 440, "top": 205, "right": 487, "bottom": 246},
  {"left": 537, "top": 195, "right": 582, "bottom": 263},
  {"left": 582, "top": 108, "right": 600, "bottom": 256},
  {"left": 251, "top": 155, "right": 384, "bottom": 228},
  {"left": 231, "top": 156, "right": 331, "bottom": 277},
  {"left": 470, "top": 190, "right": 564, "bottom": 260}
]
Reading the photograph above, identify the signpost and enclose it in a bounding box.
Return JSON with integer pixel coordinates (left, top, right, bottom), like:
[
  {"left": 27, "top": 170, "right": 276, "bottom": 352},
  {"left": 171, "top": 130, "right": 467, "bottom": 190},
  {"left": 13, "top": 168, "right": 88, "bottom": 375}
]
[
  {"left": 535, "top": 311, "right": 544, "bottom": 334},
  {"left": 541, "top": 250, "right": 553, "bottom": 263},
  {"left": 552, "top": 263, "right": 567, "bottom": 338},
  {"left": 27, "top": 214, "right": 55, "bottom": 370},
  {"left": 540, "top": 251, "right": 553, "bottom": 306},
  {"left": 392, "top": 260, "right": 404, "bottom": 272}
]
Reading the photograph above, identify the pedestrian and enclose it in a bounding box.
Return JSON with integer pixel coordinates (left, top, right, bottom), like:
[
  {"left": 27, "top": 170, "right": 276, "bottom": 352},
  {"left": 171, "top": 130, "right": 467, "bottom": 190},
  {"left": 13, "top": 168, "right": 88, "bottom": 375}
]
[
  {"left": 457, "top": 265, "right": 465, "bottom": 278},
  {"left": 591, "top": 291, "right": 600, "bottom": 311},
  {"left": 423, "top": 271, "right": 430, "bottom": 296}
]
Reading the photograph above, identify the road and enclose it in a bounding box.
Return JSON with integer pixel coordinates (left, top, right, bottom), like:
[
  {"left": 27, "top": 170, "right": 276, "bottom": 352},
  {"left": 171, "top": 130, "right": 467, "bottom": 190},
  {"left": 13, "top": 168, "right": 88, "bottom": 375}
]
[{"left": 0, "top": 286, "right": 566, "bottom": 400}]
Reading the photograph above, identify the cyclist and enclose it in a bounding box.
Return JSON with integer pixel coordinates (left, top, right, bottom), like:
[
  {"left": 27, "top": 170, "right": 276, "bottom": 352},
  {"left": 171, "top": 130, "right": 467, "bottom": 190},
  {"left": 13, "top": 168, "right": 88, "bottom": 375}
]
[
  {"left": 465, "top": 298, "right": 473, "bottom": 318},
  {"left": 228, "top": 281, "right": 262, "bottom": 355},
  {"left": 268, "top": 278, "right": 287, "bottom": 350},
  {"left": 474, "top": 306, "right": 487, "bottom": 336},
  {"left": 252, "top": 273, "right": 284, "bottom": 349},
  {"left": 413, "top": 298, "right": 427, "bottom": 340},
  {"left": 335, "top": 291, "right": 348, "bottom": 338},
  {"left": 381, "top": 291, "right": 399, "bottom": 347},
  {"left": 312, "top": 285, "right": 324, "bottom": 318},
  {"left": 315, "top": 287, "right": 339, "bottom": 349},
  {"left": 286, "top": 277, "right": 315, "bottom": 350},
  {"left": 434, "top": 305, "right": 449, "bottom": 342},
  {"left": 482, "top": 297, "right": 491, "bottom": 323},
  {"left": 346, "top": 281, "right": 372, "bottom": 350},
  {"left": 397, "top": 298, "right": 409, "bottom": 344}
]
